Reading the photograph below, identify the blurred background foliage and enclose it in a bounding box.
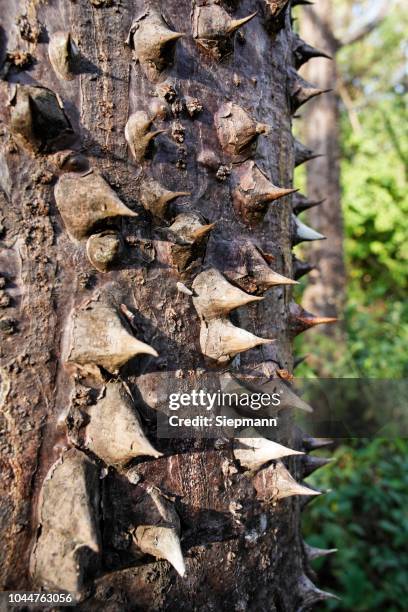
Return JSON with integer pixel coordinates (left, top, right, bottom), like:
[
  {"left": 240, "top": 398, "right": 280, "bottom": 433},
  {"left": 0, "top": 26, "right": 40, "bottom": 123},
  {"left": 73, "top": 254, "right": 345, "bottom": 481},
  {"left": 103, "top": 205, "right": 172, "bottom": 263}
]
[
  {"left": 294, "top": 0, "right": 408, "bottom": 380},
  {"left": 293, "top": 1, "right": 408, "bottom": 609},
  {"left": 303, "top": 439, "right": 408, "bottom": 611}
]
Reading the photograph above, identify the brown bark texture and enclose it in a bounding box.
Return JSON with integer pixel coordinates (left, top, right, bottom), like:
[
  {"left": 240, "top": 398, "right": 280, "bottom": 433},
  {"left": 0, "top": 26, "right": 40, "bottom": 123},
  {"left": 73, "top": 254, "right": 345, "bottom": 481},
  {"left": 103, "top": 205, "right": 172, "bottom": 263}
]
[
  {"left": 300, "top": 0, "right": 347, "bottom": 325},
  {"left": 0, "top": 0, "right": 335, "bottom": 610}
]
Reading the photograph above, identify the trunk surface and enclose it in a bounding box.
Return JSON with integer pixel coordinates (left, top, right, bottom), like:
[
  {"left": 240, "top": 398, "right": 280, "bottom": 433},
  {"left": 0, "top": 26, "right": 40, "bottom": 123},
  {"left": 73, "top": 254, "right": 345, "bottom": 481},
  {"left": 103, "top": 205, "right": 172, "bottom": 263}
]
[{"left": 0, "top": 1, "right": 326, "bottom": 610}]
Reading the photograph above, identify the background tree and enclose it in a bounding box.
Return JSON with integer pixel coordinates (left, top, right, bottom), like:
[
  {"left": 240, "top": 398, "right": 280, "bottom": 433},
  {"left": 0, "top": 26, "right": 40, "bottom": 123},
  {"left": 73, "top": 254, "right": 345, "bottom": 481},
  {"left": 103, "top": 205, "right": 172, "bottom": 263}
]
[
  {"left": 0, "top": 0, "right": 338, "bottom": 609},
  {"left": 295, "top": 0, "right": 390, "bottom": 329}
]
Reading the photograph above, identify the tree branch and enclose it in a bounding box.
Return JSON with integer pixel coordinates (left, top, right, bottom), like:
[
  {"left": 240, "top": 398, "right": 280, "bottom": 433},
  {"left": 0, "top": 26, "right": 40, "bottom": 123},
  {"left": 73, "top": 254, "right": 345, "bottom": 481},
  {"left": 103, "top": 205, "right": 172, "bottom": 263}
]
[
  {"left": 382, "top": 111, "right": 408, "bottom": 178},
  {"left": 339, "top": 0, "right": 390, "bottom": 47},
  {"left": 337, "top": 80, "right": 362, "bottom": 134}
]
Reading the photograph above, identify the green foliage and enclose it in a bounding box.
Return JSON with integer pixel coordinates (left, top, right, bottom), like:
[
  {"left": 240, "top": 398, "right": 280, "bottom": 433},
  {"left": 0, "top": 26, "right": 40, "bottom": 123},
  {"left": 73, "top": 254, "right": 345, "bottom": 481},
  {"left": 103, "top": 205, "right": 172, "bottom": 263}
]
[
  {"left": 294, "top": 298, "right": 408, "bottom": 378},
  {"left": 339, "top": 3, "right": 408, "bottom": 304},
  {"left": 303, "top": 439, "right": 408, "bottom": 611},
  {"left": 342, "top": 96, "right": 408, "bottom": 297}
]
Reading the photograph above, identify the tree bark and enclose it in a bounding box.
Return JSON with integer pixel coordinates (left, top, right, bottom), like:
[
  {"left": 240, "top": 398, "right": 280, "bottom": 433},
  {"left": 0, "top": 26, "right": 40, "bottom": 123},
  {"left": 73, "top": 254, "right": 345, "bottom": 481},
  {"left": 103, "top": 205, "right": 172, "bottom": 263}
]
[
  {"left": 300, "top": 1, "right": 347, "bottom": 326},
  {"left": 0, "top": 1, "right": 332, "bottom": 609}
]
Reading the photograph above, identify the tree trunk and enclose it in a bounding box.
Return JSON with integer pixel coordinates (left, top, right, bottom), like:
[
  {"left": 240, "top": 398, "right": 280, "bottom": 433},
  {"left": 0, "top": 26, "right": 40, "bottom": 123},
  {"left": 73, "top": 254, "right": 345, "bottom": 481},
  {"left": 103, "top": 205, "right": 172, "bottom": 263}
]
[
  {"left": 0, "top": 0, "right": 333, "bottom": 609},
  {"left": 300, "top": 1, "right": 347, "bottom": 327}
]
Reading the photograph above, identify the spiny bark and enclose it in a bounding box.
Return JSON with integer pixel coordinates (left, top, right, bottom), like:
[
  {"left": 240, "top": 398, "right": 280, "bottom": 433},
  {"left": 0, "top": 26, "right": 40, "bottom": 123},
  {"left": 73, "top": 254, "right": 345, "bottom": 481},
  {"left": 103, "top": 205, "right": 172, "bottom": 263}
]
[{"left": 0, "top": 0, "right": 335, "bottom": 609}]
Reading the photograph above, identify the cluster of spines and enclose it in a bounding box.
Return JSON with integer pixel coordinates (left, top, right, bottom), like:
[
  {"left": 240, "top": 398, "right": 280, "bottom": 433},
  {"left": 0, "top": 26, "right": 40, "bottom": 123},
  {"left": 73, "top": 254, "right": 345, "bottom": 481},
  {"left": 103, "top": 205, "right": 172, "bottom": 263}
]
[
  {"left": 14, "top": 8, "right": 190, "bottom": 594},
  {"left": 289, "top": 8, "right": 338, "bottom": 600},
  {"left": 8, "top": 0, "right": 338, "bottom": 604}
]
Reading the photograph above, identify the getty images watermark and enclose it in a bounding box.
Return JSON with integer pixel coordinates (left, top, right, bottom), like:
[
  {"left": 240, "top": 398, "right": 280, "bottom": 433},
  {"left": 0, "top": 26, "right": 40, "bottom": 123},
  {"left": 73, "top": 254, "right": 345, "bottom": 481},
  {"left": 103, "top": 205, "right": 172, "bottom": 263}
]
[
  {"left": 157, "top": 378, "right": 408, "bottom": 439},
  {"left": 166, "top": 389, "right": 281, "bottom": 429}
]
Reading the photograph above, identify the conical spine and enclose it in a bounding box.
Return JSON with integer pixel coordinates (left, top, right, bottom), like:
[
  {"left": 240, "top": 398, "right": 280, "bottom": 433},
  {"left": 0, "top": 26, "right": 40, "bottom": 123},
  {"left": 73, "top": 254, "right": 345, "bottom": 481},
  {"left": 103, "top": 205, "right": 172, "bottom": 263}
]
[
  {"left": 260, "top": 379, "right": 314, "bottom": 413},
  {"left": 294, "top": 354, "right": 308, "bottom": 369},
  {"left": 234, "top": 428, "right": 303, "bottom": 470},
  {"left": 292, "top": 33, "right": 331, "bottom": 69},
  {"left": 233, "top": 161, "right": 297, "bottom": 226},
  {"left": 131, "top": 488, "right": 186, "bottom": 577},
  {"left": 227, "top": 12, "right": 258, "bottom": 35},
  {"left": 304, "top": 542, "right": 338, "bottom": 562},
  {"left": 292, "top": 255, "right": 315, "bottom": 279},
  {"left": 292, "top": 215, "right": 326, "bottom": 245},
  {"left": 294, "top": 138, "right": 322, "bottom": 166},
  {"left": 193, "top": 5, "right": 257, "bottom": 42},
  {"left": 134, "top": 525, "right": 186, "bottom": 577},
  {"left": 125, "top": 111, "right": 166, "bottom": 163},
  {"left": 254, "top": 461, "right": 321, "bottom": 501},
  {"left": 296, "top": 574, "right": 339, "bottom": 610},
  {"left": 302, "top": 434, "right": 334, "bottom": 452},
  {"left": 192, "top": 268, "right": 263, "bottom": 320},
  {"left": 126, "top": 9, "right": 184, "bottom": 81},
  {"left": 292, "top": 192, "right": 324, "bottom": 215},
  {"left": 199, "top": 317, "right": 274, "bottom": 363},
  {"left": 289, "top": 302, "right": 337, "bottom": 335},
  {"left": 288, "top": 67, "right": 330, "bottom": 112},
  {"left": 209, "top": 239, "right": 298, "bottom": 293},
  {"left": 48, "top": 32, "right": 79, "bottom": 81},
  {"left": 54, "top": 171, "right": 137, "bottom": 242},
  {"left": 300, "top": 455, "right": 334, "bottom": 478},
  {"left": 65, "top": 297, "right": 158, "bottom": 375},
  {"left": 138, "top": 176, "right": 190, "bottom": 219},
  {"left": 30, "top": 449, "right": 101, "bottom": 594},
  {"left": 215, "top": 102, "right": 269, "bottom": 157},
  {"left": 85, "top": 384, "right": 162, "bottom": 466}
]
